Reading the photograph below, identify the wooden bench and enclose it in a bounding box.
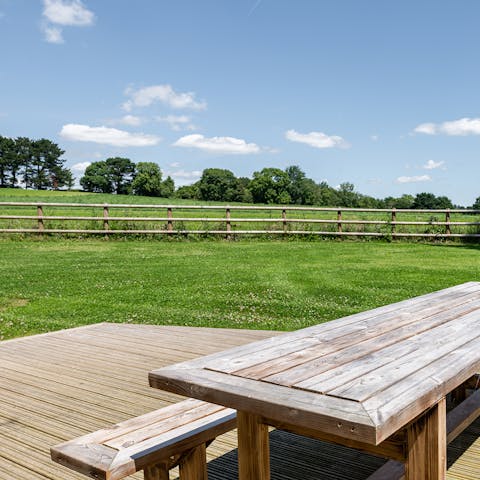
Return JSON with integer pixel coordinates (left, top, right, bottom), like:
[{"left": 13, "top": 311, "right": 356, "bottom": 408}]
[{"left": 50, "top": 398, "right": 236, "bottom": 480}]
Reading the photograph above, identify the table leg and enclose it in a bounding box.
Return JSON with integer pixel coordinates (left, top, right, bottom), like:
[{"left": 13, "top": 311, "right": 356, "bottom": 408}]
[
  {"left": 405, "top": 397, "right": 446, "bottom": 479},
  {"left": 237, "top": 411, "right": 270, "bottom": 480}
]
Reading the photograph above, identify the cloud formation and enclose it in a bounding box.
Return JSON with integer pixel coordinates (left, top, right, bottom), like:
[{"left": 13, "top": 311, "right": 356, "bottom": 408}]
[
  {"left": 285, "top": 129, "right": 349, "bottom": 149},
  {"left": 173, "top": 134, "right": 260, "bottom": 154},
  {"left": 423, "top": 159, "right": 445, "bottom": 170},
  {"left": 396, "top": 175, "right": 431, "bottom": 184},
  {"left": 42, "top": 0, "right": 95, "bottom": 43},
  {"left": 123, "top": 85, "right": 207, "bottom": 112},
  {"left": 414, "top": 118, "right": 480, "bottom": 136},
  {"left": 71, "top": 161, "right": 91, "bottom": 174},
  {"left": 60, "top": 124, "right": 160, "bottom": 147},
  {"left": 156, "top": 115, "right": 196, "bottom": 131}
]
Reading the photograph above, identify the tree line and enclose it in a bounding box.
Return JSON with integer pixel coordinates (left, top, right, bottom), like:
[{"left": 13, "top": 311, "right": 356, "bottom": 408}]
[
  {"left": 0, "top": 136, "right": 74, "bottom": 190},
  {"left": 81, "top": 160, "right": 474, "bottom": 209},
  {"left": 1, "top": 135, "right": 478, "bottom": 209}
]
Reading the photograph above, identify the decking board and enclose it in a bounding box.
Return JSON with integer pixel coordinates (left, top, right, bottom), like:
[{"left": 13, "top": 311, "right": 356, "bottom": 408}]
[{"left": 0, "top": 322, "right": 479, "bottom": 479}]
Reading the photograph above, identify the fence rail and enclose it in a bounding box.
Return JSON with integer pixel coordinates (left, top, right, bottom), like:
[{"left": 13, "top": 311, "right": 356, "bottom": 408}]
[{"left": 0, "top": 202, "right": 479, "bottom": 239}]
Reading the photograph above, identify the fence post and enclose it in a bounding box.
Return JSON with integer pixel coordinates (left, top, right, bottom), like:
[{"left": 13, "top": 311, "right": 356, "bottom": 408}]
[
  {"left": 226, "top": 207, "right": 231, "bottom": 240},
  {"left": 337, "top": 210, "right": 342, "bottom": 235},
  {"left": 391, "top": 208, "right": 396, "bottom": 237},
  {"left": 103, "top": 205, "right": 110, "bottom": 239},
  {"left": 282, "top": 208, "right": 287, "bottom": 234},
  {"left": 37, "top": 204, "right": 44, "bottom": 235},
  {"left": 167, "top": 207, "right": 173, "bottom": 233},
  {"left": 446, "top": 209, "right": 451, "bottom": 236}
]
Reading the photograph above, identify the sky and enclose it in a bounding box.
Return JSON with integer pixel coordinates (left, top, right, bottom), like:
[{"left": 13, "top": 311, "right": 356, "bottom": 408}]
[{"left": 0, "top": 0, "right": 479, "bottom": 206}]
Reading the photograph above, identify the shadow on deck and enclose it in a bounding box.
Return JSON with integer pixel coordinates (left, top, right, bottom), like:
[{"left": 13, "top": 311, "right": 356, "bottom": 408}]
[{"left": 0, "top": 322, "right": 479, "bottom": 479}]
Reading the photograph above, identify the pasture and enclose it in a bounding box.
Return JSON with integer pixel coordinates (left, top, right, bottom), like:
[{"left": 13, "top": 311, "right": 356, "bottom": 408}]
[{"left": 0, "top": 239, "right": 479, "bottom": 340}]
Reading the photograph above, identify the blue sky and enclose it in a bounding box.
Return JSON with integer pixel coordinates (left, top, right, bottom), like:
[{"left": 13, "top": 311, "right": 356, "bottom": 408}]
[{"left": 0, "top": 1, "right": 479, "bottom": 205}]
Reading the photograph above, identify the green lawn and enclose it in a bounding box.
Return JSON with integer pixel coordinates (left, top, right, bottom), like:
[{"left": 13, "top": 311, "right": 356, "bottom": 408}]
[{"left": 0, "top": 239, "right": 479, "bottom": 340}]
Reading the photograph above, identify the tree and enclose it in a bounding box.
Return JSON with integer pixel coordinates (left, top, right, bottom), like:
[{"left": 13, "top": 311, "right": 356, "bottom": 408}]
[
  {"left": 175, "top": 183, "right": 199, "bottom": 199},
  {"left": 160, "top": 176, "right": 175, "bottom": 198},
  {"left": 80, "top": 161, "right": 114, "bottom": 193},
  {"left": 249, "top": 168, "right": 291, "bottom": 204},
  {"left": 0, "top": 136, "right": 15, "bottom": 188},
  {"left": 132, "top": 162, "right": 163, "bottom": 197},
  {"left": 336, "top": 182, "right": 359, "bottom": 207},
  {"left": 106, "top": 157, "right": 136, "bottom": 194},
  {"left": 197, "top": 168, "right": 239, "bottom": 202},
  {"left": 412, "top": 192, "right": 453, "bottom": 209},
  {"left": 473, "top": 197, "right": 480, "bottom": 210}
]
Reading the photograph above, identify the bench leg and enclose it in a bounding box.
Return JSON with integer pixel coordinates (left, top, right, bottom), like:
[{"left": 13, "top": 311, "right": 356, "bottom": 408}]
[
  {"left": 144, "top": 462, "right": 169, "bottom": 480},
  {"left": 179, "top": 444, "right": 208, "bottom": 480},
  {"left": 237, "top": 411, "right": 270, "bottom": 480},
  {"left": 405, "top": 397, "right": 446, "bottom": 479}
]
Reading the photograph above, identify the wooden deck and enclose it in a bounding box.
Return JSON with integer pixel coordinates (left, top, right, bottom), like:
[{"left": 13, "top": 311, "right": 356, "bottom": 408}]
[{"left": 0, "top": 322, "right": 479, "bottom": 479}]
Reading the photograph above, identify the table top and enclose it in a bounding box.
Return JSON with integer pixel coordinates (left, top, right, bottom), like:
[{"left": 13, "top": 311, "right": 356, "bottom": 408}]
[{"left": 149, "top": 282, "right": 480, "bottom": 445}]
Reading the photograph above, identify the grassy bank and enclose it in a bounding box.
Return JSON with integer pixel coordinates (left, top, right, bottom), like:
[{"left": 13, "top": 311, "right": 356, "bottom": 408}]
[{"left": 0, "top": 239, "right": 479, "bottom": 339}]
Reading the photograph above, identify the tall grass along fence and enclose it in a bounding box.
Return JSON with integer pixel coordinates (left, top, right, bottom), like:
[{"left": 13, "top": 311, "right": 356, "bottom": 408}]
[{"left": 0, "top": 202, "right": 479, "bottom": 240}]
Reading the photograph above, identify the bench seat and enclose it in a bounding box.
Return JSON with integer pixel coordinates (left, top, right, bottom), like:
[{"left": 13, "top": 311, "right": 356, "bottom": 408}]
[{"left": 50, "top": 398, "right": 236, "bottom": 480}]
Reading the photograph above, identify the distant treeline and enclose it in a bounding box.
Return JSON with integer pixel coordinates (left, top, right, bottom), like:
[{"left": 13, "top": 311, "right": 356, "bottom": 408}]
[
  {"left": 81, "top": 159, "right": 476, "bottom": 210},
  {"left": 1, "top": 136, "right": 479, "bottom": 209},
  {"left": 0, "top": 136, "right": 73, "bottom": 190}
]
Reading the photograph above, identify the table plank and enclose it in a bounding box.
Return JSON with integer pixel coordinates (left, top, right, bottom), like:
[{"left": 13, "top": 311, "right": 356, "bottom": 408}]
[
  {"left": 209, "top": 284, "right": 480, "bottom": 378},
  {"left": 261, "top": 299, "right": 480, "bottom": 386}
]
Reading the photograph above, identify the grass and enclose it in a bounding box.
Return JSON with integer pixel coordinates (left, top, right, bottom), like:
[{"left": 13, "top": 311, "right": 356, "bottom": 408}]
[{"left": 0, "top": 238, "right": 479, "bottom": 340}]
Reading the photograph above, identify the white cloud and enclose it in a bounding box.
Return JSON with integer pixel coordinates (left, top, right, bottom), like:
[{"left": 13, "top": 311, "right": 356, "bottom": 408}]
[
  {"left": 118, "top": 115, "right": 143, "bottom": 126},
  {"left": 71, "top": 161, "right": 91, "bottom": 174},
  {"left": 123, "top": 84, "right": 207, "bottom": 112},
  {"left": 370, "top": 135, "right": 379, "bottom": 142},
  {"left": 156, "top": 115, "right": 196, "bottom": 131},
  {"left": 42, "top": 0, "right": 95, "bottom": 44},
  {"left": 43, "top": 0, "right": 94, "bottom": 26},
  {"left": 43, "top": 26, "right": 64, "bottom": 43},
  {"left": 423, "top": 159, "right": 445, "bottom": 170},
  {"left": 414, "top": 117, "right": 480, "bottom": 136},
  {"left": 414, "top": 123, "right": 437, "bottom": 135},
  {"left": 396, "top": 175, "right": 431, "bottom": 184},
  {"left": 60, "top": 124, "right": 160, "bottom": 147},
  {"left": 285, "top": 129, "right": 349, "bottom": 149},
  {"left": 173, "top": 134, "right": 260, "bottom": 154},
  {"left": 169, "top": 162, "right": 181, "bottom": 168},
  {"left": 169, "top": 169, "right": 202, "bottom": 186}
]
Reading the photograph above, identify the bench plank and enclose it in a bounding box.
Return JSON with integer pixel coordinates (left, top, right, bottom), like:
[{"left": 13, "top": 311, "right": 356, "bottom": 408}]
[{"left": 50, "top": 400, "right": 236, "bottom": 480}]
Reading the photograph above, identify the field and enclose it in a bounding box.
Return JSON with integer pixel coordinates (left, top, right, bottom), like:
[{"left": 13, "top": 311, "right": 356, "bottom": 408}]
[{"left": 1, "top": 238, "right": 479, "bottom": 340}]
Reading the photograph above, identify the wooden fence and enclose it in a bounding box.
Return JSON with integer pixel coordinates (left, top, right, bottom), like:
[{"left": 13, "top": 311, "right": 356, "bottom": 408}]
[{"left": 0, "top": 202, "right": 479, "bottom": 239}]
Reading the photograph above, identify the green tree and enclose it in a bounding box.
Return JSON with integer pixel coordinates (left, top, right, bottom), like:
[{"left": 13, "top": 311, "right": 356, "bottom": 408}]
[
  {"left": 336, "top": 182, "right": 359, "bottom": 207},
  {"left": 249, "top": 168, "right": 291, "bottom": 204},
  {"left": 160, "top": 175, "right": 175, "bottom": 198},
  {"left": 80, "top": 161, "right": 114, "bottom": 193},
  {"left": 412, "top": 192, "right": 452, "bottom": 209},
  {"left": 473, "top": 196, "right": 480, "bottom": 210},
  {"left": 106, "top": 157, "right": 136, "bottom": 194},
  {"left": 0, "top": 136, "right": 15, "bottom": 188},
  {"left": 198, "top": 168, "right": 239, "bottom": 201},
  {"left": 132, "top": 162, "right": 163, "bottom": 197},
  {"left": 175, "top": 183, "right": 199, "bottom": 199}
]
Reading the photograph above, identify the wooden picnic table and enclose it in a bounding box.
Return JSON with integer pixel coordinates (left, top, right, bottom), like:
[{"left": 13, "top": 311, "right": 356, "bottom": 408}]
[{"left": 149, "top": 282, "right": 480, "bottom": 479}]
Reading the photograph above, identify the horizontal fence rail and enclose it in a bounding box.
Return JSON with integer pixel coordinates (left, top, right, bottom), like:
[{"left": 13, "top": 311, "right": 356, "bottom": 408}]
[{"left": 0, "top": 202, "right": 479, "bottom": 240}]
